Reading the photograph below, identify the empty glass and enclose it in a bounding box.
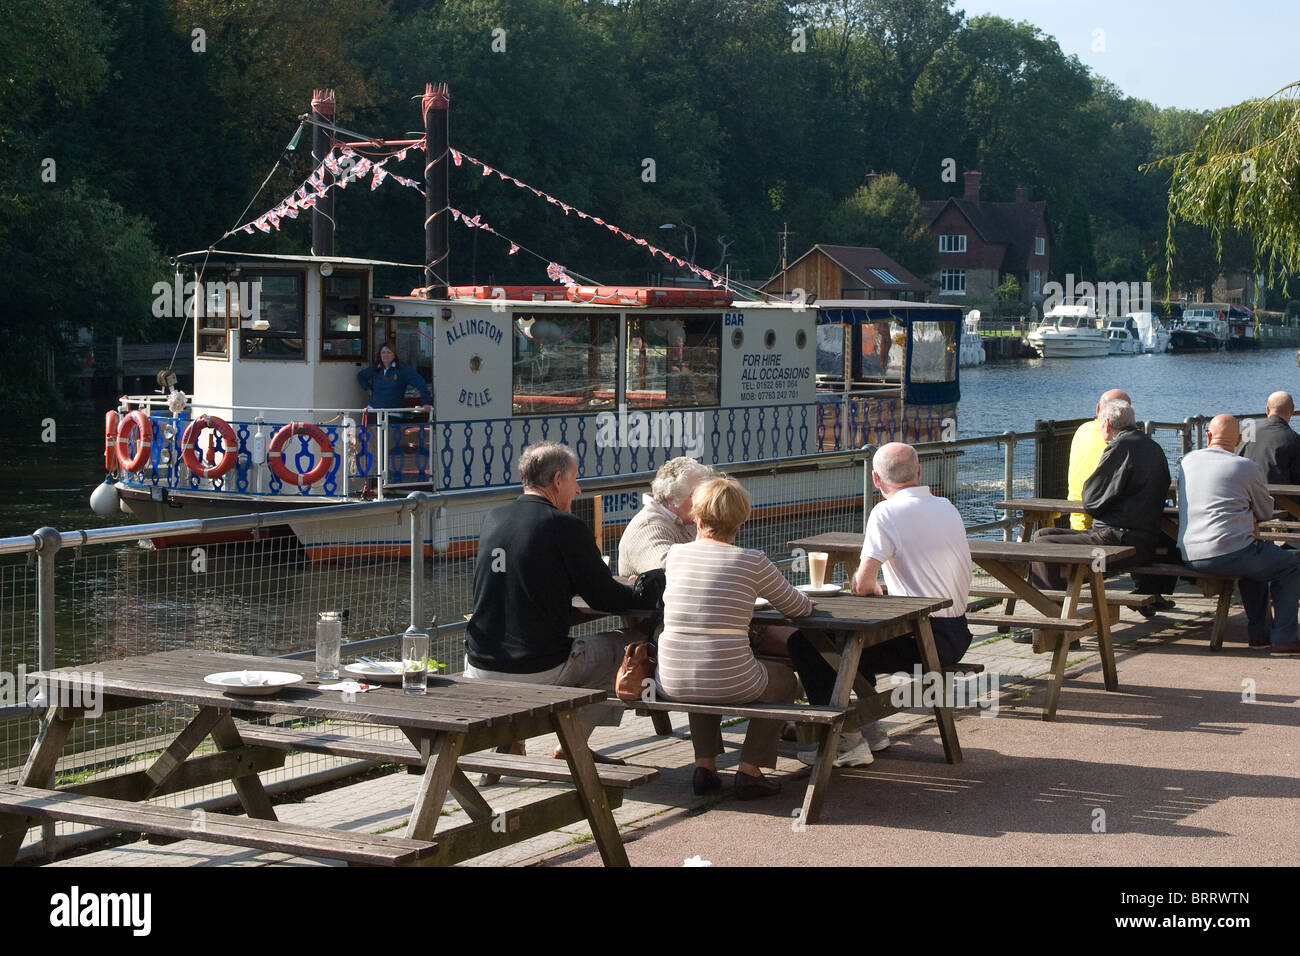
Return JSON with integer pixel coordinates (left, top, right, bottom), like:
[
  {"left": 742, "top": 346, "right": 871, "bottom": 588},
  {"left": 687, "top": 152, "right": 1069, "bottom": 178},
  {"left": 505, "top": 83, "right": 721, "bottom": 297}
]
[
  {"left": 402, "top": 629, "right": 429, "bottom": 695},
  {"left": 316, "top": 611, "right": 342, "bottom": 679}
]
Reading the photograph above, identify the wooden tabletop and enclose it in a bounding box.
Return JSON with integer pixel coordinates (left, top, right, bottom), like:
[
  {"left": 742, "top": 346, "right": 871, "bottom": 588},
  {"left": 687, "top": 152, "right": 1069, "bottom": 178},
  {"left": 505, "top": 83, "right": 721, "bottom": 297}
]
[
  {"left": 1268, "top": 484, "right": 1300, "bottom": 497},
  {"left": 28, "top": 650, "right": 603, "bottom": 734},
  {"left": 751, "top": 593, "right": 950, "bottom": 631},
  {"left": 793, "top": 531, "right": 1135, "bottom": 566},
  {"left": 968, "top": 539, "right": 1135, "bottom": 564}
]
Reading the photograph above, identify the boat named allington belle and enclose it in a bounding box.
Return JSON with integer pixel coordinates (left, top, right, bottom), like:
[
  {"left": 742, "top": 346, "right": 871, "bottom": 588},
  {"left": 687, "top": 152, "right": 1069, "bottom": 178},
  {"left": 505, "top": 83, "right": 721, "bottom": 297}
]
[{"left": 94, "top": 85, "right": 962, "bottom": 558}]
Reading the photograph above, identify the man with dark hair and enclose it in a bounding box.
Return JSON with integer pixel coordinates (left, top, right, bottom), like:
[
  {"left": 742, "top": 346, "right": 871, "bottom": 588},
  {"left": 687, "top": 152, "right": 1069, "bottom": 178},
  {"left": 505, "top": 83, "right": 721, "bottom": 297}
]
[
  {"left": 1031, "top": 399, "right": 1172, "bottom": 611},
  {"left": 1240, "top": 391, "right": 1300, "bottom": 484},
  {"left": 465, "top": 442, "right": 653, "bottom": 762}
]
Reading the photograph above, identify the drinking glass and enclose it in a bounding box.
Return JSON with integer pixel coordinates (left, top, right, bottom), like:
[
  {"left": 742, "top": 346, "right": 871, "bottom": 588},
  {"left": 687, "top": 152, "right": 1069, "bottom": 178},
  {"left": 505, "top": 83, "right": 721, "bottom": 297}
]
[
  {"left": 808, "top": 552, "right": 829, "bottom": 589},
  {"left": 316, "top": 611, "right": 342, "bottom": 679},
  {"left": 402, "top": 629, "right": 429, "bottom": 695}
]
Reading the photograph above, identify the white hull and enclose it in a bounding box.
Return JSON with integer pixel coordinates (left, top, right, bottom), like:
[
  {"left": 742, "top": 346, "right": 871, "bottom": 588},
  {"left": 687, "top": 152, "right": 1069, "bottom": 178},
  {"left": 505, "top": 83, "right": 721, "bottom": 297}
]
[{"left": 1029, "top": 331, "right": 1111, "bottom": 358}]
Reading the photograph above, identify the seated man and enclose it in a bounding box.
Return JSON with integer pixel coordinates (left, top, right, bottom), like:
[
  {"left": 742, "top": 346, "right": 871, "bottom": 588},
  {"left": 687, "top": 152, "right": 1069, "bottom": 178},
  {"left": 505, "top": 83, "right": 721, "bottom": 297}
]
[
  {"left": 1031, "top": 398, "right": 1171, "bottom": 611},
  {"left": 1067, "top": 388, "right": 1131, "bottom": 531},
  {"left": 617, "top": 457, "right": 714, "bottom": 576},
  {"left": 1179, "top": 415, "right": 1300, "bottom": 655},
  {"left": 465, "top": 441, "right": 656, "bottom": 762},
  {"left": 1239, "top": 390, "right": 1300, "bottom": 484},
  {"left": 787, "top": 442, "right": 973, "bottom": 767}
]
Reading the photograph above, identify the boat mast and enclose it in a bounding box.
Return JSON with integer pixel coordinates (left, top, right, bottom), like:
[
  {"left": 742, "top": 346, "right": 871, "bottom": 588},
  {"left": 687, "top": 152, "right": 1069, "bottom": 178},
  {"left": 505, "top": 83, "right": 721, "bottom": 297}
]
[
  {"left": 311, "top": 88, "right": 335, "bottom": 257},
  {"left": 423, "top": 83, "right": 450, "bottom": 299}
]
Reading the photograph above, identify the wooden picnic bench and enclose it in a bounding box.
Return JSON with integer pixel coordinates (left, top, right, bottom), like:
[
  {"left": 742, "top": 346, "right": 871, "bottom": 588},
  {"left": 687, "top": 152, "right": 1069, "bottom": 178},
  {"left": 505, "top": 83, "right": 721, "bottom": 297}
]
[{"left": 0, "top": 650, "right": 649, "bottom": 868}]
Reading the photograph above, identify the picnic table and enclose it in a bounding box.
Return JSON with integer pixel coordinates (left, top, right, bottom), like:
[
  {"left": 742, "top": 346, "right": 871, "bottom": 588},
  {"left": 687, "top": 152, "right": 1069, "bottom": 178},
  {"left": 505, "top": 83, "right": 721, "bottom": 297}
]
[
  {"left": 996, "top": 497, "right": 1179, "bottom": 542},
  {"left": 1266, "top": 484, "right": 1300, "bottom": 521},
  {"left": 751, "top": 592, "right": 956, "bottom": 823},
  {"left": 790, "top": 532, "right": 1134, "bottom": 721},
  {"left": 0, "top": 650, "right": 646, "bottom": 867}
]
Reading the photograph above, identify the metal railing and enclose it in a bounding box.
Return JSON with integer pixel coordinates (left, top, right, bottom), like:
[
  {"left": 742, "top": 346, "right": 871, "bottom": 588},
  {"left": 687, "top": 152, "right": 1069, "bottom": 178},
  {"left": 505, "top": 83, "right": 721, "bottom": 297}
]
[{"left": 0, "top": 413, "right": 1263, "bottom": 860}]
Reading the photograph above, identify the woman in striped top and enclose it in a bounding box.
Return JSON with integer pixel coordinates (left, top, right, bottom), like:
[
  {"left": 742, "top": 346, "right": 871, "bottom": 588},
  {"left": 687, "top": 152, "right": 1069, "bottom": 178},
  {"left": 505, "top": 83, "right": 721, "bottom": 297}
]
[{"left": 657, "top": 476, "right": 811, "bottom": 799}]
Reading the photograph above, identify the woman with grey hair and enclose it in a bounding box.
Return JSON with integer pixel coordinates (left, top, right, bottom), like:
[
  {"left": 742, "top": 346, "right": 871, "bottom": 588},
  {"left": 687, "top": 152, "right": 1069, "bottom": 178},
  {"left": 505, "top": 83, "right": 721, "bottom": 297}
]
[{"left": 617, "top": 457, "right": 715, "bottom": 576}]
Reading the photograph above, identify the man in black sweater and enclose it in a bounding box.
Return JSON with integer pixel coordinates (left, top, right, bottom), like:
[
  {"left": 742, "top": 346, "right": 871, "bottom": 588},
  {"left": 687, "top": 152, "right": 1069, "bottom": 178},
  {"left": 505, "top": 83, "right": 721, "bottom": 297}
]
[
  {"left": 465, "top": 441, "right": 650, "bottom": 762},
  {"left": 1240, "top": 391, "right": 1300, "bottom": 484},
  {"left": 1031, "top": 398, "right": 1172, "bottom": 593}
]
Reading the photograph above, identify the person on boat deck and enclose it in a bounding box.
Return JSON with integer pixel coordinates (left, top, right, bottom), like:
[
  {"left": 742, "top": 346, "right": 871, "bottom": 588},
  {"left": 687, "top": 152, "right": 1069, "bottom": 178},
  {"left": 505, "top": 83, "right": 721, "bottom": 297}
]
[
  {"left": 787, "top": 442, "right": 973, "bottom": 769},
  {"left": 656, "top": 475, "right": 809, "bottom": 800},
  {"left": 1031, "top": 399, "right": 1171, "bottom": 597},
  {"left": 356, "top": 341, "right": 430, "bottom": 412},
  {"left": 1179, "top": 415, "right": 1300, "bottom": 655},
  {"left": 465, "top": 441, "right": 656, "bottom": 764},
  {"left": 1239, "top": 391, "right": 1300, "bottom": 484}
]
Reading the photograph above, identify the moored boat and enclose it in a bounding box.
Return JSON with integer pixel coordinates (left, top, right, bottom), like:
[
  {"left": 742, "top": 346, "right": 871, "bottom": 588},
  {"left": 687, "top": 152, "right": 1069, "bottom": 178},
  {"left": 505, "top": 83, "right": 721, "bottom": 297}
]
[
  {"left": 92, "top": 85, "right": 962, "bottom": 558},
  {"left": 1169, "top": 305, "right": 1229, "bottom": 352},
  {"left": 1027, "top": 298, "right": 1109, "bottom": 358}
]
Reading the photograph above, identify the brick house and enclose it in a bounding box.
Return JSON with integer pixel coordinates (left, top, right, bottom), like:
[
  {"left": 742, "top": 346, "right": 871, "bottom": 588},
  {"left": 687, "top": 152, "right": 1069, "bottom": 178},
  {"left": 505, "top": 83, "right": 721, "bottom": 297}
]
[
  {"left": 919, "top": 172, "right": 1051, "bottom": 305},
  {"left": 759, "top": 244, "right": 930, "bottom": 301}
]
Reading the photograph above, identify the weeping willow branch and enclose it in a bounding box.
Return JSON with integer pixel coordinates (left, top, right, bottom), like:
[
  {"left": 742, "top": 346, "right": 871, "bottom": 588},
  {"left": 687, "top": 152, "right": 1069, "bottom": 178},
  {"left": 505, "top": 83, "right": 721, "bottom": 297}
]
[{"left": 1143, "top": 80, "right": 1300, "bottom": 298}]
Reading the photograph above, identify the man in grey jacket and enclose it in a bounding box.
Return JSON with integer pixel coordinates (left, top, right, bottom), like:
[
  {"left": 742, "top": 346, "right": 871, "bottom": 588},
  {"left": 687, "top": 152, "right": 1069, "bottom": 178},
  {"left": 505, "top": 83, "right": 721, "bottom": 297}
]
[{"left": 1178, "top": 414, "right": 1300, "bottom": 654}]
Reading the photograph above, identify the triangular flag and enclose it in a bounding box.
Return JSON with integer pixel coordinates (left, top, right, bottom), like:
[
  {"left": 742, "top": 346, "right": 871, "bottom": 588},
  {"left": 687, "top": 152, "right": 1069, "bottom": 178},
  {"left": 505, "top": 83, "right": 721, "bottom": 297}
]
[{"left": 508, "top": 243, "right": 519, "bottom": 255}]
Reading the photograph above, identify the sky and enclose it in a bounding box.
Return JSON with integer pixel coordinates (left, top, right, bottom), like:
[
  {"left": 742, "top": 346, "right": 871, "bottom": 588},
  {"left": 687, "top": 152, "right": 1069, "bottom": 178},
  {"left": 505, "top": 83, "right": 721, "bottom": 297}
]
[{"left": 960, "top": 0, "right": 1297, "bottom": 111}]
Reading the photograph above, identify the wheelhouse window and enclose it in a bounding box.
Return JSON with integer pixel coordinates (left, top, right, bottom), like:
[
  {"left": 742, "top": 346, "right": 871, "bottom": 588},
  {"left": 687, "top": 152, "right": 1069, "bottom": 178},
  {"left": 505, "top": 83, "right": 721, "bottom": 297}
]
[
  {"left": 240, "top": 273, "right": 305, "bottom": 360},
  {"left": 321, "top": 272, "right": 366, "bottom": 361},
  {"left": 938, "top": 234, "right": 966, "bottom": 253},
  {"left": 939, "top": 270, "right": 966, "bottom": 295},
  {"left": 624, "top": 314, "right": 720, "bottom": 409},
  {"left": 512, "top": 312, "right": 617, "bottom": 414},
  {"left": 196, "top": 276, "right": 232, "bottom": 358}
]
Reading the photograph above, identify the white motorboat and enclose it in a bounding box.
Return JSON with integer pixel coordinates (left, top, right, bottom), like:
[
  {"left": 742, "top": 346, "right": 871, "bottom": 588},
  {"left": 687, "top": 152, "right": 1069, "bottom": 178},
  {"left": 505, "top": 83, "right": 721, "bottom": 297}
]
[
  {"left": 1027, "top": 298, "right": 1109, "bottom": 358},
  {"left": 1127, "top": 312, "right": 1171, "bottom": 352},
  {"left": 1103, "top": 315, "right": 1142, "bottom": 355}
]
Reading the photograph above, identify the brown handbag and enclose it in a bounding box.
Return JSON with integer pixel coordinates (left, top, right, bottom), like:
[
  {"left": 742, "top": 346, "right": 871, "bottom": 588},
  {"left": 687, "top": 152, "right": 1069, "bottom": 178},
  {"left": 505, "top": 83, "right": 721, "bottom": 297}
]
[{"left": 615, "top": 641, "right": 657, "bottom": 703}]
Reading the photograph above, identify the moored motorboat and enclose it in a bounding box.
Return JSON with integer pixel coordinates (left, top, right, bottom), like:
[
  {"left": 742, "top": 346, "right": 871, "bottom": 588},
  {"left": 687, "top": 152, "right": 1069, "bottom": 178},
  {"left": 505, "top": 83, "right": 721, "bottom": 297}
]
[{"left": 1027, "top": 298, "right": 1109, "bottom": 358}]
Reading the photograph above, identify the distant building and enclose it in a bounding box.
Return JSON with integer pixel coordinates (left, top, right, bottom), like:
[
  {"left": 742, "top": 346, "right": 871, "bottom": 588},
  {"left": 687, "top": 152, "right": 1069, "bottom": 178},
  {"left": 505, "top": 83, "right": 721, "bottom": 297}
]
[
  {"left": 760, "top": 244, "right": 929, "bottom": 302},
  {"left": 920, "top": 172, "right": 1051, "bottom": 305}
]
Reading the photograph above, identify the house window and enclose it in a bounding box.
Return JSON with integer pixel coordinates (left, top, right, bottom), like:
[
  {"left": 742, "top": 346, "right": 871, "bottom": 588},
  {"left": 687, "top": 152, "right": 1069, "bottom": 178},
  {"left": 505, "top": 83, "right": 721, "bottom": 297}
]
[
  {"left": 939, "top": 270, "right": 966, "bottom": 295},
  {"left": 1031, "top": 270, "right": 1041, "bottom": 296},
  {"left": 938, "top": 234, "right": 967, "bottom": 254},
  {"left": 1035, "top": 236, "right": 1045, "bottom": 256}
]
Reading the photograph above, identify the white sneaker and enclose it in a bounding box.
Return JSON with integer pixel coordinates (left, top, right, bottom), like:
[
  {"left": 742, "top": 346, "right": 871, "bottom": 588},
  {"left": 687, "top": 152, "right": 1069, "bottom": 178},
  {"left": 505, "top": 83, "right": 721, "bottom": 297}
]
[
  {"left": 864, "top": 722, "right": 891, "bottom": 752},
  {"left": 795, "top": 731, "right": 869, "bottom": 767},
  {"left": 832, "top": 738, "right": 876, "bottom": 767}
]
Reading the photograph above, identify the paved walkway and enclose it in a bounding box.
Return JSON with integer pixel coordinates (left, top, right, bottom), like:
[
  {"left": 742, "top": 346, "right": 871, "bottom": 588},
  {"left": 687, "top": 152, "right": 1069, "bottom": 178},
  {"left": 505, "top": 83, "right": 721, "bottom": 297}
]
[{"left": 37, "top": 584, "right": 1300, "bottom": 867}]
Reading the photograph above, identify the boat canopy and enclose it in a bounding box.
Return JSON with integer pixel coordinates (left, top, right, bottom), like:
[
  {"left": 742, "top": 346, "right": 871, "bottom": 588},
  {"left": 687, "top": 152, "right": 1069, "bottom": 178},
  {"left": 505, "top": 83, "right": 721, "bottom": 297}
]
[{"left": 815, "top": 300, "right": 960, "bottom": 406}]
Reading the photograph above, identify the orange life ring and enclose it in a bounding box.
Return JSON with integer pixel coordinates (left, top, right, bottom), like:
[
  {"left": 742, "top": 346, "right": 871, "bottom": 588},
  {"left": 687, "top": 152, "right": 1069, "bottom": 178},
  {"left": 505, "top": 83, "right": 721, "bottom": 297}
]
[
  {"left": 115, "top": 411, "right": 154, "bottom": 473},
  {"left": 268, "top": 422, "right": 334, "bottom": 487},
  {"left": 104, "top": 411, "right": 120, "bottom": 471},
  {"left": 181, "top": 415, "right": 238, "bottom": 480}
]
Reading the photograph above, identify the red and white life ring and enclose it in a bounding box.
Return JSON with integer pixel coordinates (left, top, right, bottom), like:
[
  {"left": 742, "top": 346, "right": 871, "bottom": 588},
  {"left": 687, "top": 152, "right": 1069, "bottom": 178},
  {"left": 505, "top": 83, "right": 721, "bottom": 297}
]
[
  {"left": 268, "top": 422, "right": 334, "bottom": 487},
  {"left": 181, "top": 415, "right": 238, "bottom": 480},
  {"left": 115, "top": 411, "right": 154, "bottom": 473},
  {"left": 104, "top": 411, "right": 120, "bottom": 471}
]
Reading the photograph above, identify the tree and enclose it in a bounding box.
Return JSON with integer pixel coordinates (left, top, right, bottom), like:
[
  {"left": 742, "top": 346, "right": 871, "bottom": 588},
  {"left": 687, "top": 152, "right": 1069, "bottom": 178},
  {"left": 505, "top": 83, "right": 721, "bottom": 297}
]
[
  {"left": 995, "top": 274, "right": 1021, "bottom": 308},
  {"left": 823, "top": 173, "right": 938, "bottom": 278},
  {"left": 1147, "top": 81, "right": 1300, "bottom": 292}
]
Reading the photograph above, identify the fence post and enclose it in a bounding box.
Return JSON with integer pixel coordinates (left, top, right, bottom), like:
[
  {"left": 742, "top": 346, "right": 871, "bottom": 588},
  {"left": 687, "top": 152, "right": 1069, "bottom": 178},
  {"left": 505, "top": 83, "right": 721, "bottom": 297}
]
[
  {"left": 1002, "top": 431, "right": 1016, "bottom": 541},
  {"left": 407, "top": 492, "right": 432, "bottom": 631},
  {"left": 33, "top": 526, "right": 62, "bottom": 858},
  {"left": 861, "top": 446, "right": 875, "bottom": 534}
]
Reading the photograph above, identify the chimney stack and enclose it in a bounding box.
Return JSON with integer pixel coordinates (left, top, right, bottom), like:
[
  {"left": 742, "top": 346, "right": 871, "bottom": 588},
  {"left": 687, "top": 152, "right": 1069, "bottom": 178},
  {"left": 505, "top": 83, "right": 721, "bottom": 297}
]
[
  {"left": 865, "top": 171, "right": 878, "bottom": 187},
  {"left": 1015, "top": 184, "right": 1029, "bottom": 203},
  {"left": 422, "top": 83, "right": 450, "bottom": 299},
  {"left": 962, "top": 170, "right": 982, "bottom": 202},
  {"left": 310, "top": 89, "right": 336, "bottom": 258}
]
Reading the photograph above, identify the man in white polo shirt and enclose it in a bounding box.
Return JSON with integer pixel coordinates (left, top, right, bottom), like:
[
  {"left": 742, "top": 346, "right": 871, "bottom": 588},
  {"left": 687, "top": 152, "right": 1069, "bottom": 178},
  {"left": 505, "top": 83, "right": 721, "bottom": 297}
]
[{"left": 788, "top": 442, "right": 973, "bottom": 766}]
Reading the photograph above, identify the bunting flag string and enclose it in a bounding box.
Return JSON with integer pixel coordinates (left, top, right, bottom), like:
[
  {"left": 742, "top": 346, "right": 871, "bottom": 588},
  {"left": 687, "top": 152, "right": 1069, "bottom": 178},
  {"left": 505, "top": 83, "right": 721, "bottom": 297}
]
[
  {"left": 225, "top": 138, "right": 429, "bottom": 239},
  {"left": 444, "top": 147, "right": 730, "bottom": 289}
]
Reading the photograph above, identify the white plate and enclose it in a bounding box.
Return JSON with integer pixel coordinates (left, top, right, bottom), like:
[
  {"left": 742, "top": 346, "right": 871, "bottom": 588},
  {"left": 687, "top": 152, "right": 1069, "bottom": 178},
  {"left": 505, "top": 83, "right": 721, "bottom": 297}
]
[
  {"left": 344, "top": 661, "right": 405, "bottom": 684},
  {"left": 797, "top": 583, "right": 843, "bottom": 596},
  {"left": 204, "top": 670, "right": 303, "bottom": 696}
]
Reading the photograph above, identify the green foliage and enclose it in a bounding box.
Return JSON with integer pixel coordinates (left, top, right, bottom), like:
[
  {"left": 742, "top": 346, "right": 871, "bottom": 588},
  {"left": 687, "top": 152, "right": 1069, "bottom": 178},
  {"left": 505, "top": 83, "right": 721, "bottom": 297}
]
[
  {"left": 995, "top": 274, "right": 1021, "bottom": 307},
  {"left": 1148, "top": 81, "right": 1300, "bottom": 294},
  {"left": 824, "top": 174, "right": 938, "bottom": 278}
]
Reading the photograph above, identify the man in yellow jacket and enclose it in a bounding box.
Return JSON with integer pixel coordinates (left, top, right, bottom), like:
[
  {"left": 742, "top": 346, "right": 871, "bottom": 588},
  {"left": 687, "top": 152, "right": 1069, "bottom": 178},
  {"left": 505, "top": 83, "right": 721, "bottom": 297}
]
[{"left": 1068, "top": 388, "right": 1130, "bottom": 529}]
